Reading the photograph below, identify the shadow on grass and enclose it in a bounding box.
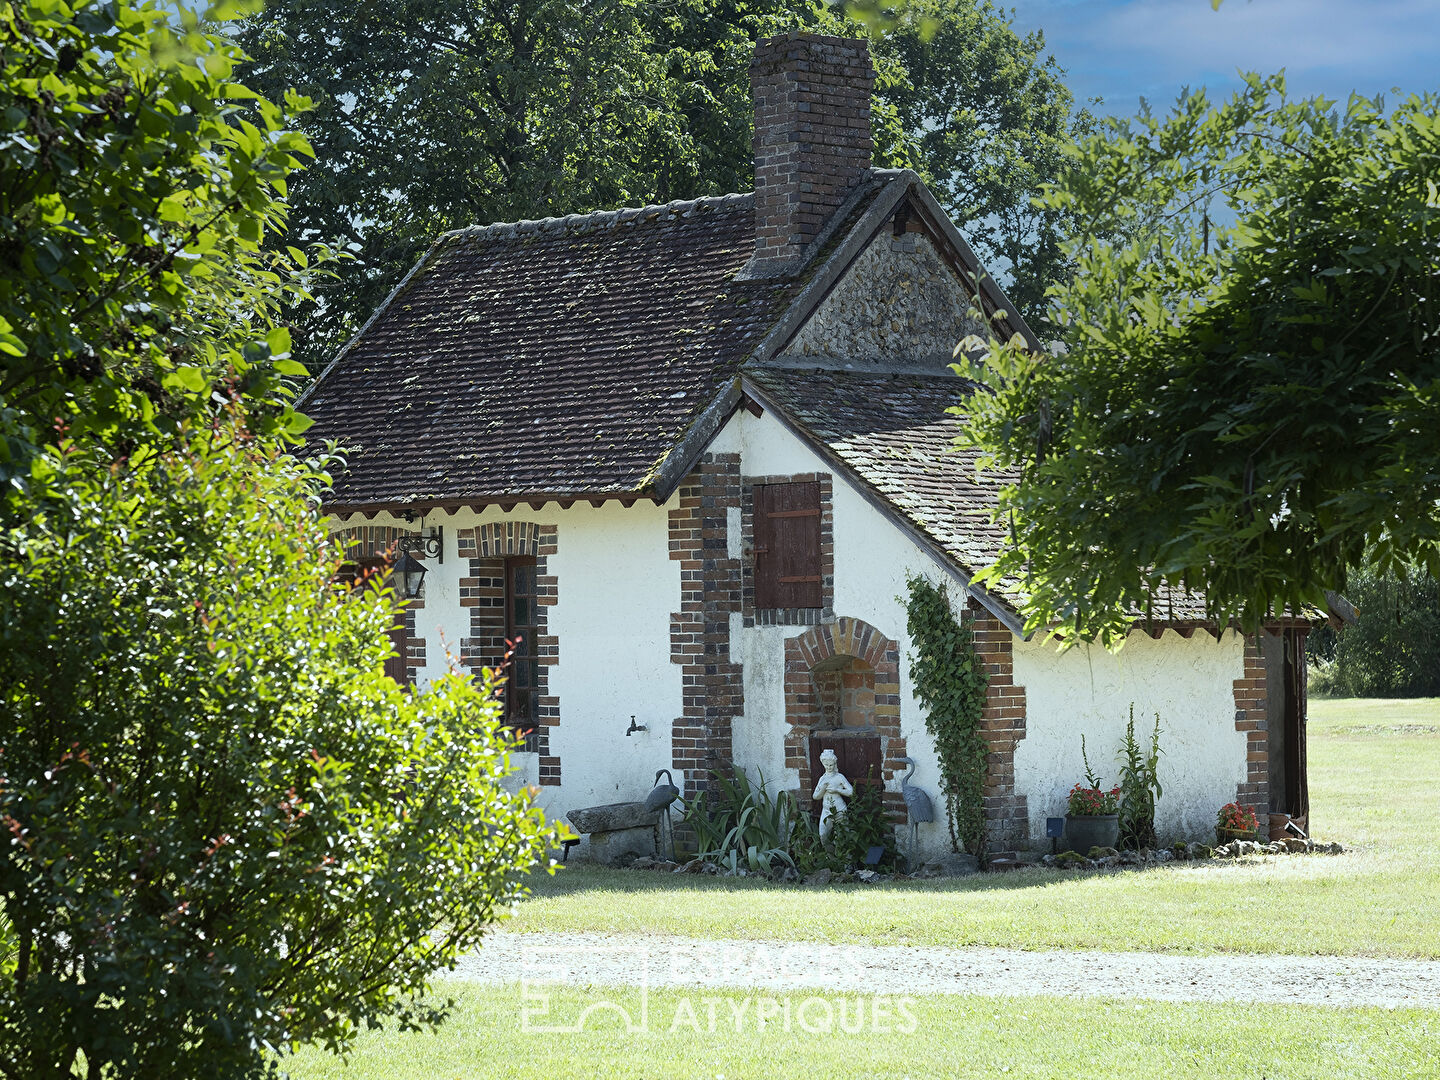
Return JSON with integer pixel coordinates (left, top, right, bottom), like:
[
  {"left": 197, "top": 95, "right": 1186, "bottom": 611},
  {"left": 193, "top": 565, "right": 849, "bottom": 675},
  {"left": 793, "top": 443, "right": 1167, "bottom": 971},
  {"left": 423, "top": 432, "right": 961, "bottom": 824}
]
[{"left": 519, "top": 857, "right": 1235, "bottom": 902}]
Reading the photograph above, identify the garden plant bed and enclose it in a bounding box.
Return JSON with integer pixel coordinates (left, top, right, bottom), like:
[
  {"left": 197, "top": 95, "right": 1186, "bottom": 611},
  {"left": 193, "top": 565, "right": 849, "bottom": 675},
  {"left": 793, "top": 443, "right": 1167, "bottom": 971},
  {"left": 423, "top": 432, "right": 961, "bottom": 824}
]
[{"left": 508, "top": 699, "right": 1440, "bottom": 958}]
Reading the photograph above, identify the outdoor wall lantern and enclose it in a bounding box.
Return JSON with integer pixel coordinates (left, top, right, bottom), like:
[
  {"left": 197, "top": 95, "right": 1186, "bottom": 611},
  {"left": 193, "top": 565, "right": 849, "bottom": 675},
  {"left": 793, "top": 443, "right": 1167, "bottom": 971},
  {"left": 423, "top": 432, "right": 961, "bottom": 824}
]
[
  {"left": 395, "top": 516, "right": 443, "bottom": 599},
  {"left": 392, "top": 549, "right": 429, "bottom": 600}
]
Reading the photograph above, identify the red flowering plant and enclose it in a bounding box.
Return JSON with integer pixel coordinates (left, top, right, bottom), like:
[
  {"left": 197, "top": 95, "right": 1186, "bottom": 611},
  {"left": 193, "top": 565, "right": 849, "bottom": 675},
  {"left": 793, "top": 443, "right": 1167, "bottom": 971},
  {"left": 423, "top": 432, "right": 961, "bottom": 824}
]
[
  {"left": 1068, "top": 733, "right": 1121, "bottom": 815},
  {"left": 1216, "top": 802, "right": 1260, "bottom": 833},
  {"left": 1068, "top": 783, "right": 1121, "bottom": 816}
]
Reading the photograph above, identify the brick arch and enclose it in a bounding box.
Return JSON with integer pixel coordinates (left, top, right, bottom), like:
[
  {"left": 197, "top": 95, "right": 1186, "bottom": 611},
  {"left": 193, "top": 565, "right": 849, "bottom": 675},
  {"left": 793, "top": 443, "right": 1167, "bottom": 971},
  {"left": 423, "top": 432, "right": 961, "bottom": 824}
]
[
  {"left": 784, "top": 617, "right": 905, "bottom": 818},
  {"left": 475, "top": 521, "right": 544, "bottom": 558}
]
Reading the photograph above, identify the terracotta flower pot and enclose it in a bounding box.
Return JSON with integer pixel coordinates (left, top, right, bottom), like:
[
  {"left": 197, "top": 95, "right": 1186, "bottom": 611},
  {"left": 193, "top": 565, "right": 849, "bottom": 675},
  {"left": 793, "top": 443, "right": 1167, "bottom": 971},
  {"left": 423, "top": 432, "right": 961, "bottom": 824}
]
[{"left": 1065, "top": 813, "right": 1119, "bottom": 854}]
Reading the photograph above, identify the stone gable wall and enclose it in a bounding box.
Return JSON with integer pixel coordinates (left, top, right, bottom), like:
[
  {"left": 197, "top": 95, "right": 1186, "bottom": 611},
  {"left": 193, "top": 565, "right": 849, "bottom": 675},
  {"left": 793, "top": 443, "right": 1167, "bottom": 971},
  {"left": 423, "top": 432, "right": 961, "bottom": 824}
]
[{"left": 779, "top": 231, "right": 990, "bottom": 367}]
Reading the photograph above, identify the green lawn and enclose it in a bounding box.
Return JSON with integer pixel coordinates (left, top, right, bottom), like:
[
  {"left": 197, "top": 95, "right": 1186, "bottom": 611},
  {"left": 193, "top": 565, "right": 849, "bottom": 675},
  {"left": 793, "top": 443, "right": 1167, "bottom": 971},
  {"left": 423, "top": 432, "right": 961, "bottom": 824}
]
[
  {"left": 502, "top": 697, "right": 1440, "bottom": 959},
  {"left": 282, "top": 983, "right": 1438, "bottom": 1080},
  {"left": 282, "top": 700, "right": 1440, "bottom": 1080}
]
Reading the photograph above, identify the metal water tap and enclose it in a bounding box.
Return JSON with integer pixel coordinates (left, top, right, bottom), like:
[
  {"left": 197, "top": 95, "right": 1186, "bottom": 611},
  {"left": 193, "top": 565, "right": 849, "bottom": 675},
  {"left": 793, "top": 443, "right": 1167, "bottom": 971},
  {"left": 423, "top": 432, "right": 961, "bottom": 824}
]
[{"left": 626, "top": 715, "right": 647, "bottom": 736}]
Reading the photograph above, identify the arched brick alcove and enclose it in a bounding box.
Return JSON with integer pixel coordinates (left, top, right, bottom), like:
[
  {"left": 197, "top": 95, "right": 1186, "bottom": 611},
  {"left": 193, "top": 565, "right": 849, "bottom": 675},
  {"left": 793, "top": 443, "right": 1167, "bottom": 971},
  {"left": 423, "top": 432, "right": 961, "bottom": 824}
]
[{"left": 784, "top": 617, "right": 905, "bottom": 818}]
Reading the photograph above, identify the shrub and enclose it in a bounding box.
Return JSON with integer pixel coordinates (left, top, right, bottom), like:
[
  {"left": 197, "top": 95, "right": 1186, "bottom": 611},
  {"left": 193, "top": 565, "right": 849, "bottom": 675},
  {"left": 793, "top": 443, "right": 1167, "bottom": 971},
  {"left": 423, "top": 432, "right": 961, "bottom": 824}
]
[
  {"left": 1116, "top": 706, "right": 1163, "bottom": 849},
  {"left": 680, "top": 769, "right": 795, "bottom": 873},
  {"left": 0, "top": 443, "right": 562, "bottom": 1079},
  {"left": 825, "top": 773, "right": 900, "bottom": 870}
]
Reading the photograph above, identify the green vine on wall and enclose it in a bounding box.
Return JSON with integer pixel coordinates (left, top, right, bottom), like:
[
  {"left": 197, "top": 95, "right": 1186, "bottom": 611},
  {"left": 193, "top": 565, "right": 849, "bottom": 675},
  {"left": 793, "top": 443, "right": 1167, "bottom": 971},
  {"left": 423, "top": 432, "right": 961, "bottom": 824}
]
[{"left": 904, "top": 574, "right": 989, "bottom": 855}]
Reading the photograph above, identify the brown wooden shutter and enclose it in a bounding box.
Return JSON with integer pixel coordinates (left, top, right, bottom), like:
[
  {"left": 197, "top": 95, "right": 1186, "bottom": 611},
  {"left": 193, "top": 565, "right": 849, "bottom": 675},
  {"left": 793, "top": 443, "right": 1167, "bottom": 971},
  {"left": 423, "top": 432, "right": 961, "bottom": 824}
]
[{"left": 754, "top": 481, "right": 822, "bottom": 609}]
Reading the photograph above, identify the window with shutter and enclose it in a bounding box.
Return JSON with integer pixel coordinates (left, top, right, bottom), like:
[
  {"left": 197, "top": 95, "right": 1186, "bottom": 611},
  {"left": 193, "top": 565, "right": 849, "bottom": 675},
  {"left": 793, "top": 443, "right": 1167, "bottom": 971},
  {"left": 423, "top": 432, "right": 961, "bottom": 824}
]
[
  {"left": 505, "top": 556, "right": 541, "bottom": 752},
  {"left": 753, "top": 481, "right": 822, "bottom": 609}
]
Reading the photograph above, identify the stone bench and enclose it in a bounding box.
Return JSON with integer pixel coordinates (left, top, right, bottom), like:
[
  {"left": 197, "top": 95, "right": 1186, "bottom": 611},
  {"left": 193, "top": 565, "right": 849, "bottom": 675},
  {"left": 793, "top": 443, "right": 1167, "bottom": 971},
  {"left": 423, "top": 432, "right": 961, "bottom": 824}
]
[{"left": 565, "top": 801, "right": 661, "bottom": 865}]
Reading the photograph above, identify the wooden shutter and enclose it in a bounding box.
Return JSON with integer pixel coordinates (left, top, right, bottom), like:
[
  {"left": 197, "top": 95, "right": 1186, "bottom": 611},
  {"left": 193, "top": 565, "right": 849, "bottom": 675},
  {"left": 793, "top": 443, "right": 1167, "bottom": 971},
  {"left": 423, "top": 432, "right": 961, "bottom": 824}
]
[
  {"left": 384, "top": 620, "right": 410, "bottom": 684},
  {"left": 342, "top": 558, "right": 411, "bottom": 685},
  {"left": 754, "top": 481, "right": 822, "bottom": 609}
]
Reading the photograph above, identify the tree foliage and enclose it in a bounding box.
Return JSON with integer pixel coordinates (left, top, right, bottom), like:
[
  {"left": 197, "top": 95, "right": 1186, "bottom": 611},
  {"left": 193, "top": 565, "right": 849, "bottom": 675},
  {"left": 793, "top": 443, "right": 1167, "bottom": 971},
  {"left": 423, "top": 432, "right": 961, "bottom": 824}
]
[
  {"left": 233, "top": 0, "right": 1093, "bottom": 364},
  {"left": 0, "top": 0, "right": 322, "bottom": 468},
  {"left": 1, "top": 3, "right": 560, "bottom": 1076},
  {"left": 959, "top": 77, "right": 1440, "bottom": 646},
  {"left": 1308, "top": 567, "right": 1440, "bottom": 698}
]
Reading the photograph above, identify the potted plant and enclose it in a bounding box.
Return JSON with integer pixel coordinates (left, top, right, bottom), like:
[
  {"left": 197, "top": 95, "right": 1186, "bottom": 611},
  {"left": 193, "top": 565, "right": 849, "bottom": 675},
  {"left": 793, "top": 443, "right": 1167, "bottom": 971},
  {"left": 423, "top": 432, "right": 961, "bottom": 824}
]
[
  {"left": 1066, "top": 782, "right": 1121, "bottom": 852},
  {"left": 1064, "top": 737, "right": 1120, "bottom": 852},
  {"left": 1215, "top": 802, "right": 1260, "bottom": 844}
]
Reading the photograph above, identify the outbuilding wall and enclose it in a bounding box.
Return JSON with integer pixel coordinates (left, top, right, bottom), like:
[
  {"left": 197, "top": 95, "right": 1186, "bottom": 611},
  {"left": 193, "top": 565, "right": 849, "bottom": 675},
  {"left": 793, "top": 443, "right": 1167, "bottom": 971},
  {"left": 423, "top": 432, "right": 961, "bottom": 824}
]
[
  {"left": 330, "top": 424, "right": 1263, "bottom": 859},
  {"left": 329, "top": 500, "right": 684, "bottom": 828}
]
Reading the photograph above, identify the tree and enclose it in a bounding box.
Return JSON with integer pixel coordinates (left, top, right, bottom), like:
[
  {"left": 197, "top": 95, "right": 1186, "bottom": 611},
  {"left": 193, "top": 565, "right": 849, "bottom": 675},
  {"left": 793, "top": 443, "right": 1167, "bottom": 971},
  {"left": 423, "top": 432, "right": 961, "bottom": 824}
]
[
  {"left": 1, "top": 3, "right": 559, "bottom": 1076},
  {"left": 232, "top": 0, "right": 1094, "bottom": 365},
  {"left": 958, "top": 77, "right": 1440, "bottom": 646},
  {"left": 1307, "top": 567, "right": 1440, "bottom": 698}
]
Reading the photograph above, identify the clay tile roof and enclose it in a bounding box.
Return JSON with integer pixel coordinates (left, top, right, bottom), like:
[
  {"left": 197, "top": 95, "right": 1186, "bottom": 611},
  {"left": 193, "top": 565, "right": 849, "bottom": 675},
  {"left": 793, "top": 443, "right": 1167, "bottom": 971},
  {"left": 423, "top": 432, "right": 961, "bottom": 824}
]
[
  {"left": 746, "top": 366, "right": 1211, "bottom": 624},
  {"left": 301, "top": 193, "right": 800, "bottom": 508}
]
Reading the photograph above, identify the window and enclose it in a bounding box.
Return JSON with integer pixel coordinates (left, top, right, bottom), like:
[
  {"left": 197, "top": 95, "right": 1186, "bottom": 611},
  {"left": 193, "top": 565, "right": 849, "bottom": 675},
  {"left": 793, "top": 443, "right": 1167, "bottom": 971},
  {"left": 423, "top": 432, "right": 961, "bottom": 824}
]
[
  {"left": 753, "top": 481, "right": 822, "bottom": 609},
  {"left": 505, "top": 556, "right": 541, "bottom": 752},
  {"left": 339, "top": 557, "right": 411, "bottom": 685}
]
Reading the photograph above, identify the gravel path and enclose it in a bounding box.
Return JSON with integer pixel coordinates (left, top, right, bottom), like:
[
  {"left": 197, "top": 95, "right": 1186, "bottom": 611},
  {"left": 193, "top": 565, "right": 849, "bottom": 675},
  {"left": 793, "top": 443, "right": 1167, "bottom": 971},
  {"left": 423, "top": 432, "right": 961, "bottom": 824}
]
[{"left": 452, "top": 931, "right": 1440, "bottom": 1010}]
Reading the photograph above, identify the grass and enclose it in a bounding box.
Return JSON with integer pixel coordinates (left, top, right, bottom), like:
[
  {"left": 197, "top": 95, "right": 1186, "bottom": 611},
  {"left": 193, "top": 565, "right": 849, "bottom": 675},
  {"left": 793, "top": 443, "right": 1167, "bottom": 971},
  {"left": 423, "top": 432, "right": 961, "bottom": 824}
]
[
  {"left": 501, "top": 697, "right": 1440, "bottom": 959},
  {"left": 282, "top": 982, "right": 1438, "bottom": 1080}
]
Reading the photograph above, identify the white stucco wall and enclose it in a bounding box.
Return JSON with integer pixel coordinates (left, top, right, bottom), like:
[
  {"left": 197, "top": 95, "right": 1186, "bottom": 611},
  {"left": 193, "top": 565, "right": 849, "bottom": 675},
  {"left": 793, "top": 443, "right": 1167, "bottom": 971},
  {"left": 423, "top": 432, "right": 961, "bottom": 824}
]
[
  {"left": 712, "top": 409, "right": 964, "bottom": 862},
  {"left": 332, "top": 499, "right": 683, "bottom": 824},
  {"left": 1012, "top": 630, "right": 1248, "bottom": 845}
]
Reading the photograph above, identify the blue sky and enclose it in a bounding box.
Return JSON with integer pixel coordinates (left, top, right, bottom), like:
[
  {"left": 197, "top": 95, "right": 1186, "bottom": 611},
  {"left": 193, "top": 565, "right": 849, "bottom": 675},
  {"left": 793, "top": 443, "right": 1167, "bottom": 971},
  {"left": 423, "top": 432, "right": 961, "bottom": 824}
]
[{"left": 1005, "top": 0, "right": 1440, "bottom": 115}]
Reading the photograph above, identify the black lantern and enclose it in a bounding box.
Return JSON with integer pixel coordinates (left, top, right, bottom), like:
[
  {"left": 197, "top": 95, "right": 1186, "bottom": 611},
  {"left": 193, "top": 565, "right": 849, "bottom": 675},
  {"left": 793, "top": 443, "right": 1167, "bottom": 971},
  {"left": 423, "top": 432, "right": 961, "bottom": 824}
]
[{"left": 393, "top": 549, "right": 428, "bottom": 599}]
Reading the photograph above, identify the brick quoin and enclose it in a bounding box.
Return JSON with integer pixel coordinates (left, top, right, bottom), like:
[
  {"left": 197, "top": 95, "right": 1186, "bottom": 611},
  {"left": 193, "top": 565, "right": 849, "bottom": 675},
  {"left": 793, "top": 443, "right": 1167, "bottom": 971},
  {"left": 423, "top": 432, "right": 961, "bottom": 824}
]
[
  {"left": 1233, "top": 634, "right": 1270, "bottom": 816},
  {"left": 331, "top": 524, "right": 428, "bottom": 684},
  {"left": 967, "top": 599, "right": 1029, "bottom": 852},
  {"left": 668, "top": 454, "right": 744, "bottom": 795},
  {"left": 748, "top": 32, "right": 873, "bottom": 276}
]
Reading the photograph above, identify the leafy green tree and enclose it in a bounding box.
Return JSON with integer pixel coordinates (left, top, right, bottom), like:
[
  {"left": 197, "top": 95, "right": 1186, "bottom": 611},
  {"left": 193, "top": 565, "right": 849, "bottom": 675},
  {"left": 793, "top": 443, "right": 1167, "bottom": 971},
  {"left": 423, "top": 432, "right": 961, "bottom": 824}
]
[
  {"left": 0, "top": 0, "right": 318, "bottom": 466},
  {"left": 233, "top": 0, "right": 1093, "bottom": 364},
  {"left": 873, "top": 0, "right": 1096, "bottom": 335},
  {"left": 959, "top": 77, "right": 1440, "bottom": 646},
  {"left": 1, "top": 3, "right": 560, "bottom": 1076},
  {"left": 1, "top": 440, "right": 554, "bottom": 1079},
  {"left": 1308, "top": 568, "right": 1440, "bottom": 698}
]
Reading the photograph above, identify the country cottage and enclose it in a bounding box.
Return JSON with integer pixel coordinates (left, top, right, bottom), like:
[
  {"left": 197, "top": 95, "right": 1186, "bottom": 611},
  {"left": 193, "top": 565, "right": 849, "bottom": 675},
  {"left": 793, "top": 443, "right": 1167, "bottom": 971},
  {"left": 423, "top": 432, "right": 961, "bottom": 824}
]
[{"left": 300, "top": 33, "right": 1311, "bottom": 859}]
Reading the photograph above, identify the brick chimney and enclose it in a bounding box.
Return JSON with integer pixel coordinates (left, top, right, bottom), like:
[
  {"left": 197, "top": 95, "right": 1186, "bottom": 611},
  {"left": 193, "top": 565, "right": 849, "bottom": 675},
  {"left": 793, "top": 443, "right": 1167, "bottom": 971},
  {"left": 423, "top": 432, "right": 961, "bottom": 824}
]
[{"left": 746, "top": 32, "right": 874, "bottom": 278}]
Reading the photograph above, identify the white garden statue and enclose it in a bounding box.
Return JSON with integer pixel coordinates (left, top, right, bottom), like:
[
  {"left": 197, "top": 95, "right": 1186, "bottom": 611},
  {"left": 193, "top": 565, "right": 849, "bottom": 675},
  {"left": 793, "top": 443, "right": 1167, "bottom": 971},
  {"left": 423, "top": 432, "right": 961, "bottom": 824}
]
[{"left": 812, "top": 748, "right": 854, "bottom": 842}]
